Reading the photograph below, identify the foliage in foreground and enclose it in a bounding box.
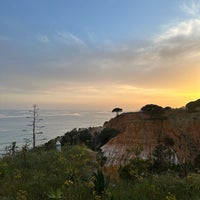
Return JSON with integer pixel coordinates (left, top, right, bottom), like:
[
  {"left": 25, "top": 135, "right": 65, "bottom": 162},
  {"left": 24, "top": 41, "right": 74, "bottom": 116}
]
[
  {"left": 1, "top": 144, "right": 200, "bottom": 199},
  {"left": 0, "top": 145, "right": 98, "bottom": 200},
  {"left": 112, "top": 173, "right": 200, "bottom": 200}
]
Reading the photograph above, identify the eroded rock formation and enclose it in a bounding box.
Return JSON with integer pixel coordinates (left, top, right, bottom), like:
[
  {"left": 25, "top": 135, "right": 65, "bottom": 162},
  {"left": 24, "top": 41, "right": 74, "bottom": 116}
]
[{"left": 102, "top": 111, "right": 200, "bottom": 166}]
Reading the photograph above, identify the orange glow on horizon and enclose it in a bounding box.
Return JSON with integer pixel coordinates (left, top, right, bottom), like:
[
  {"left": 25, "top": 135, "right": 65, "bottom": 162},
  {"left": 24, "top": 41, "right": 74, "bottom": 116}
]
[{"left": 2, "top": 82, "right": 199, "bottom": 111}]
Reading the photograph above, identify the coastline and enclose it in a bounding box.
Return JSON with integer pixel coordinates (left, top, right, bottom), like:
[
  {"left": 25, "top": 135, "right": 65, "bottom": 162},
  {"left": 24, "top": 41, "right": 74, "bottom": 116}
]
[{"left": 0, "top": 109, "right": 113, "bottom": 155}]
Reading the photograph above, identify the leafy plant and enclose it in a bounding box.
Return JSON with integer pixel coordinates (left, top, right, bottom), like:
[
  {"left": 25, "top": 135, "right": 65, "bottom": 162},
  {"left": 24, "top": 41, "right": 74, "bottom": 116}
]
[
  {"left": 92, "top": 168, "right": 110, "bottom": 196},
  {"left": 119, "top": 158, "right": 150, "bottom": 182},
  {"left": 0, "top": 162, "right": 8, "bottom": 178},
  {"left": 152, "top": 144, "right": 174, "bottom": 171},
  {"left": 47, "top": 188, "right": 62, "bottom": 199}
]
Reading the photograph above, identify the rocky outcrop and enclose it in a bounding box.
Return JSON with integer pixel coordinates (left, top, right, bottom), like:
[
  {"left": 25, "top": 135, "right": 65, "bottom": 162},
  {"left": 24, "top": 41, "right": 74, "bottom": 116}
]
[{"left": 102, "top": 111, "right": 200, "bottom": 166}]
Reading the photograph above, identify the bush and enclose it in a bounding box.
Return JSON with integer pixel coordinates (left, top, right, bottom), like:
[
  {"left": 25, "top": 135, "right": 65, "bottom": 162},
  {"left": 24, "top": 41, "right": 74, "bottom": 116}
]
[
  {"left": 164, "top": 135, "right": 174, "bottom": 146},
  {"left": 92, "top": 168, "right": 110, "bottom": 196},
  {"left": 186, "top": 99, "right": 200, "bottom": 112},
  {"left": 96, "top": 128, "right": 120, "bottom": 149},
  {"left": 141, "top": 104, "right": 165, "bottom": 118},
  {"left": 58, "top": 127, "right": 120, "bottom": 151},
  {"left": 119, "top": 158, "right": 150, "bottom": 182},
  {"left": 152, "top": 144, "right": 174, "bottom": 172},
  {"left": 0, "top": 145, "right": 96, "bottom": 199},
  {"left": 2, "top": 144, "right": 200, "bottom": 199}
]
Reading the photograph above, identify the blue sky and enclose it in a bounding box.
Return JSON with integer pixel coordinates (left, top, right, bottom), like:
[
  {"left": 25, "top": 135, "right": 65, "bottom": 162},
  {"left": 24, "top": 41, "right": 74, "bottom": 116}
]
[
  {"left": 0, "top": 1, "right": 185, "bottom": 42},
  {"left": 0, "top": 0, "right": 200, "bottom": 110}
]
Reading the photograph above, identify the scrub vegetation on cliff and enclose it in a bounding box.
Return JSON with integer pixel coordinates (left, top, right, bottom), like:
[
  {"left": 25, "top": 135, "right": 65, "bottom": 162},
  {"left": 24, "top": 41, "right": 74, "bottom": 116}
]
[
  {"left": 102, "top": 98, "right": 200, "bottom": 166},
  {"left": 1, "top": 141, "right": 200, "bottom": 199},
  {"left": 1, "top": 99, "right": 200, "bottom": 199}
]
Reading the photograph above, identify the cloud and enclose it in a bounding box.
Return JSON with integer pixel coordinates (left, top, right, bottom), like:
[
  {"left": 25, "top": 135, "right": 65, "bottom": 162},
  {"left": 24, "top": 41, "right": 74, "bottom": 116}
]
[
  {"left": 2, "top": 16, "right": 200, "bottom": 93},
  {"left": 181, "top": 1, "right": 200, "bottom": 16},
  {"left": 87, "top": 32, "right": 97, "bottom": 43},
  {"left": 1, "top": 3, "right": 200, "bottom": 109},
  {"left": 151, "top": 18, "right": 200, "bottom": 74},
  {"left": 155, "top": 19, "right": 200, "bottom": 43},
  {"left": 56, "top": 31, "right": 86, "bottom": 47}
]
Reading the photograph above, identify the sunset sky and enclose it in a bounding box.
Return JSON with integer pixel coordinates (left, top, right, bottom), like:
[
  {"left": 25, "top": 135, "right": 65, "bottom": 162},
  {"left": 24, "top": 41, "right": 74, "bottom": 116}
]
[{"left": 0, "top": 0, "right": 199, "bottom": 111}]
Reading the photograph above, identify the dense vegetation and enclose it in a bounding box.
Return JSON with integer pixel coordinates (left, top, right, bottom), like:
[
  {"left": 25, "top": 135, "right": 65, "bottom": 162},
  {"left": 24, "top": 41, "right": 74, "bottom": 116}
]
[
  {"left": 186, "top": 99, "right": 200, "bottom": 112},
  {"left": 0, "top": 145, "right": 98, "bottom": 200},
  {"left": 141, "top": 104, "right": 165, "bottom": 118},
  {"left": 140, "top": 98, "right": 200, "bottom": 118},
  {"left": 45, "top": 127, "right": 120, "bottom": 151},
  {"left": 1, "top": 141, "right": 200, "bottom": 199},
  {"left": 1, "top": 98, "right": 200, "bottom": 199}
]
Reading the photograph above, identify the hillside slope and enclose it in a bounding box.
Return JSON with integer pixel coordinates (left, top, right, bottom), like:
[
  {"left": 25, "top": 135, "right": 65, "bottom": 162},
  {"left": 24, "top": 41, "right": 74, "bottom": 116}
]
[{"left": 102, "top": 111, "right": 200, "bottom": 165}]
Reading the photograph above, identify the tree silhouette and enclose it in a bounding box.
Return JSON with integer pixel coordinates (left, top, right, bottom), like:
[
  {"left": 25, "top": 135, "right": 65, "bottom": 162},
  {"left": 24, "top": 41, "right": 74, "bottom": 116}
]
[
  {"left": 112, "top": 107, "right": 123, "bottom": 116},
  {"left": 186, "top": 99, "right": 200, "bottom": 112},
  {"left": 26, "top": 105, "right": 44, "bottom": 148},
  {"left": 141, "top": 104, "right": 164, "bottom": 118}
]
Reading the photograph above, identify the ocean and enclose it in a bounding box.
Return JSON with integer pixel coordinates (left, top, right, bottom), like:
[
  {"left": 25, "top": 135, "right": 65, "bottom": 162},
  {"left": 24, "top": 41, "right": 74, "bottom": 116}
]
[{"left": 0, "top": 109, "right": 113, "bottom": 154}]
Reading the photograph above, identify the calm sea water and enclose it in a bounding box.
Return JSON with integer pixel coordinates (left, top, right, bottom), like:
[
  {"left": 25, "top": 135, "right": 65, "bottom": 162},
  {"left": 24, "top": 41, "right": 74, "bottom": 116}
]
[{"left": 0, "top": 109, "right": 113, "bottom": 153}]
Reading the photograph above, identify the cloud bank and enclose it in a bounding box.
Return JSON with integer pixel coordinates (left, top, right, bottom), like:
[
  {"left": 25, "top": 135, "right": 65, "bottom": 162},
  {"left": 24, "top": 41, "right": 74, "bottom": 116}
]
[{"left": 0, "top": 1, "right": 200, "bottom": 109}]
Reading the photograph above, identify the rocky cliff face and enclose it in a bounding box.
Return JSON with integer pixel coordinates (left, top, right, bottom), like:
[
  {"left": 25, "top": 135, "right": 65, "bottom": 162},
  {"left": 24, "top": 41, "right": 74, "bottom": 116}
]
[{"left": 102, "top": 111, "right": 200, "bottom": 166}]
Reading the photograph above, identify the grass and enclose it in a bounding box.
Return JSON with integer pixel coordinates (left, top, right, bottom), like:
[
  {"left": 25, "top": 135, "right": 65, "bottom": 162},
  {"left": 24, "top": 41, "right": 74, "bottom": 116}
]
[
  {"left": 109, "top": 174, "right": 200, "bottom": 200},
  {"left": 0, "top": 145, "right": 97, "bottom": 200},
  {"left": 1, "top": 145, "right": 200, "bottom": 199}
]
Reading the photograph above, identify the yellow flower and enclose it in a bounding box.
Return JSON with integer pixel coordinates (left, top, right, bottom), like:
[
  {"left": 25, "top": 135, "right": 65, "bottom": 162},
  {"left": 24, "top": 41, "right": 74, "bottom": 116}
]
[
  {"left": 94, "top": 195, "right": 102, "bottom": 200},
  {"left": 16, "top": 190, "right": 28, "bottom": 200},
  {"left": 58, "top": 157, "right": 66, "bottom": 164},
  {"left": 90, "top": 175, "right": 96, "bottom": 182},
  {"left": 187, "top": 175, "right": 192, "bottom": 180},
  {"left": 105, "top": 190, "right": 112, "bottom": 198},
  {"left": 88, "top": 180, "right": 95, "bottom": 189},
  {"left": 166, "top": 192, "right": 176, "bottom": 200},
  {"left": 64, "top": 179, "right": 73, "bottom": 186},
  {"left": 14, "top": 170, "right": 21, "bottom": 179}
]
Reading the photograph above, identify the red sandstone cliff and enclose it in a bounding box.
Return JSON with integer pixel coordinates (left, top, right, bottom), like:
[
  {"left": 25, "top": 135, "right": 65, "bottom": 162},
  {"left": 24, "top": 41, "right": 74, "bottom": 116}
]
[{"left": 102, "top": 111, "right": 200, "bottom": 166}]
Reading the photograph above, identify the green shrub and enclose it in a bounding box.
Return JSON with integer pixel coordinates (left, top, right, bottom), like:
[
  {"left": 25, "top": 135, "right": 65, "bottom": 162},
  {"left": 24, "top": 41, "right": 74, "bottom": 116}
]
[
  {"left": 0, "top": 145, "right": 96, "bottom": 200},
  {"left": 119, "top": 158, "right": 150, "bottom": 182},
  {"left": 2, "top": 142, "right": 200, "bottom": 199},
  {"left": 92, "top": 168, "right": 110, "bottom": 196},
  {"left": 95, "top": 128, "right": 120, "bottom": 149}
]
